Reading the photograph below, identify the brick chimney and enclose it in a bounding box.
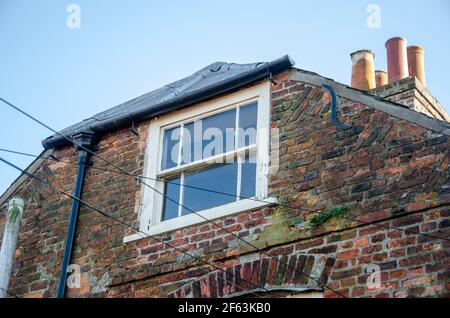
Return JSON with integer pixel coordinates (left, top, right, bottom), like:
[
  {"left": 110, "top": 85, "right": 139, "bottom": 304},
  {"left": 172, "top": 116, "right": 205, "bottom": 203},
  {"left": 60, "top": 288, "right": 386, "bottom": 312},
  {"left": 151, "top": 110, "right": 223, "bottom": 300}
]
[{"left": 370, "top": 37, "right": 450, "bottom": 121}]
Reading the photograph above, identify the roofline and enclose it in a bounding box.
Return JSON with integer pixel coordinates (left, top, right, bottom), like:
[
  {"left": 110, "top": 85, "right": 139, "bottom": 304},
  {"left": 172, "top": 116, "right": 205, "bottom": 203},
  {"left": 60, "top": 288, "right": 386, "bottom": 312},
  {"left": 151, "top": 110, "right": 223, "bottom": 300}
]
[
  {"left": 290, "top": 68, "right": 450, "bottom": 136},
  {"left": 4, "top": 64, "right": 450, "bottom": 207},
  {"left": 0, "top": 149, "right": 53, "bottom": 208},
  {"left": 42, "top": 55, "right": 295, "bottom": 149}
]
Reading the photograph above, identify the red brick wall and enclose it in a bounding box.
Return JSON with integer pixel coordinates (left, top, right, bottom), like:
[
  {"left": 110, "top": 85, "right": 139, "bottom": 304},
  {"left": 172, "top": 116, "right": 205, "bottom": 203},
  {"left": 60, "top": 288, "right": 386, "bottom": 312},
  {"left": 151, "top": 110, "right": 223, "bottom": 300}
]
[
  {"left": 371, "top": 76, "right": 450, "bottom": 121},
  {"left": 1, "top": 70, "right": 449, "bottom": 298}
]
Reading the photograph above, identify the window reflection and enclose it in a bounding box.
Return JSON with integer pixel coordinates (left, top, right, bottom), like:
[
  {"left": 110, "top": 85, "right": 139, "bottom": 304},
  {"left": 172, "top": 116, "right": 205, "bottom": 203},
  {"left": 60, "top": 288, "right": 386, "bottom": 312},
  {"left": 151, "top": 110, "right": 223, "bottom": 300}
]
[
  {"left": 161, "top": 175, "right": 182, "bottom": 221},
  {"left": 182, "top": 163, "right": 238, "bottom": 215}
]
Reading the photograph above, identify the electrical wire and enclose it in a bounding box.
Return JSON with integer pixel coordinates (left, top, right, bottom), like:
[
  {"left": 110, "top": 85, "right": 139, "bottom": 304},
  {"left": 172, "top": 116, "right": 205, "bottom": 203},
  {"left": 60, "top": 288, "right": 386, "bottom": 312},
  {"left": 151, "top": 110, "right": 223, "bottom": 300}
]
[
  {"left": 0, "top": 97, "right": 347, "bottom": 297},
  {"left": 2, "top": 89, "right": 450, "bottom": 295},
  {"left": 0, "top": 155, "right": 271, "bottom": 299},
  {"left": 1, "top": 147, "right": 449, "bottom": 243}
]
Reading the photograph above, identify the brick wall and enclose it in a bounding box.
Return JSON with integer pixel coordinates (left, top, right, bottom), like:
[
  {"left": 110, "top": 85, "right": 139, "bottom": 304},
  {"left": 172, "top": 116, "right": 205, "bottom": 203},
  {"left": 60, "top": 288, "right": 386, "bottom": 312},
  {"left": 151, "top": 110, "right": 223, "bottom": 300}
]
[
  {"left": 1, "top": 70, "right": 449, "bottom": 298},
  {"left": 371, "top": 76, "right": 450, "bottom": 121}
]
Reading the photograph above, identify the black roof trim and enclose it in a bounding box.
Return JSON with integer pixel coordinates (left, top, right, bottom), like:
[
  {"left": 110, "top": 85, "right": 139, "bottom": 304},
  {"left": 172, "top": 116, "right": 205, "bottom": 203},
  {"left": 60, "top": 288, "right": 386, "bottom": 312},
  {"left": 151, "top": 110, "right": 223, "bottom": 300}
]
[{"left": 42, "top": 55, "right": 295, "bottom": 149}]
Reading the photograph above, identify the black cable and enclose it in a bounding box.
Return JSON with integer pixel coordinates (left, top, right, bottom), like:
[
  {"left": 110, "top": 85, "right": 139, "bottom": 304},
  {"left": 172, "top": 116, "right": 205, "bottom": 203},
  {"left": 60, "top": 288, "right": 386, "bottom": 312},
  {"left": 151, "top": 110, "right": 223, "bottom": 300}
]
[
  {"left": 0, "top": 155, "right": 271, "bottom": 298},
  {"left": 0, "top": 148, "right": 315, "bottom": 209},
  {"left": 4, "top": 91, "right": 449, "bottom": 295},
  {"left": 0, "top": 97, "right": 346, "bottom": 297},
  {"left": 0, "top": 148, "right": 38, "bottom": 158},
  {"left": 1, "top": 147, "right": 449, "bottom": 243},
  {"left": 0, "top": 97, "right": 346, "bottom": 298},
  {"left": 1, "top": 151, "right": 344, "bottom": 298}
]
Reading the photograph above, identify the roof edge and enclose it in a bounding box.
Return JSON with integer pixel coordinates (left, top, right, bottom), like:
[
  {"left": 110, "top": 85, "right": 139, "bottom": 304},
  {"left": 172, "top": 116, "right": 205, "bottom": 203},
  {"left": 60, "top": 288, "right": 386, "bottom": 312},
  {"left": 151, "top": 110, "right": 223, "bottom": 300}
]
[
  {"left": 0, "top": 149, "right": 54, "bottom": 208},
  {"left": 290, "top": 68, "right": 450, "bottom": 136},
  {"left": 42, "top": 55, "right": 295, "bottom": 149}
]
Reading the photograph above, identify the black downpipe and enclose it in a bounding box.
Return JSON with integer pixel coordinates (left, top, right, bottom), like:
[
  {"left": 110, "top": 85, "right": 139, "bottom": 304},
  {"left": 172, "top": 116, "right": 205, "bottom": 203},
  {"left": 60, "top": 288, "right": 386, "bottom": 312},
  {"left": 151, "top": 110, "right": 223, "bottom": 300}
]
[{"left": 56, "top": 132, "right": 94, "bottom": 298}]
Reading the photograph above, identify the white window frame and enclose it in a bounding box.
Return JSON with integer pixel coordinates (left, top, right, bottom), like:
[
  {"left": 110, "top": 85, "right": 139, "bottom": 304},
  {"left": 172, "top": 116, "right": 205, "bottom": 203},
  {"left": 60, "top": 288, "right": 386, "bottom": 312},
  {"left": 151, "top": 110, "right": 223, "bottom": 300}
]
[{"left": 124, "top": 82, "right": 276, "bottom": 243}]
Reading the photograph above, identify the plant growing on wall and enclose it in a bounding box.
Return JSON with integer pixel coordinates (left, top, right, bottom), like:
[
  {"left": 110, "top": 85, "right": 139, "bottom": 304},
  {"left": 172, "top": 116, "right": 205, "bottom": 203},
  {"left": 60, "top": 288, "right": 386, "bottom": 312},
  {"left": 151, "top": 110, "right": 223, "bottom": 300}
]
[
  {"left": 309, "top": 206, "right": 348, "bottom": 228},
  {"left": 289, "top": 206, "right": 349, "bottom": 230}
]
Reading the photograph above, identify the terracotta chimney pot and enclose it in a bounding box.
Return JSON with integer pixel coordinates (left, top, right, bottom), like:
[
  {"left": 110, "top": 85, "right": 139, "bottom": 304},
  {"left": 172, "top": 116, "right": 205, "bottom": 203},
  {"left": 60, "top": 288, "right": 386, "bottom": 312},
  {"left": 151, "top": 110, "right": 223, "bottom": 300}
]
[
  {"left": 407, "top": 45, "right": 426, "bottom": 85},
  {"left": 375, "top": 70, "right": 388, "bottom": 87},
  {"left": 350, "top": 49, "right": 376, "bottom": 90},
  {"left": 385, "top": 37, "right": 409, "bottom": 83}
]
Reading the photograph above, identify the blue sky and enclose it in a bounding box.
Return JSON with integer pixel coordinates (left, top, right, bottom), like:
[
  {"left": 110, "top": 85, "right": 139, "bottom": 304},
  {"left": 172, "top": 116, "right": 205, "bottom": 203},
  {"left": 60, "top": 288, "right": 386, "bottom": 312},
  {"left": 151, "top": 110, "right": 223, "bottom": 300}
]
[{"left": 1, "top": 0, "right": 449, "bottom": 194}]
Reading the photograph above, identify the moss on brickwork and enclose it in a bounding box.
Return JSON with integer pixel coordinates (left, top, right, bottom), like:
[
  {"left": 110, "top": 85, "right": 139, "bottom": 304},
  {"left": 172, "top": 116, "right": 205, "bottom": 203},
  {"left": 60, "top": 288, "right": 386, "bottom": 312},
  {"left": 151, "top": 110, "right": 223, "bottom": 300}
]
[
  {"left": 251, "top": 206, "right": 311, "bottom": 250},
  {"left": 287, "top": 206, "right": 348, "bottom": 231},
  {"left": 309, "top": 206, "right": 348, "bottom": 228},
  {"left": 8, "top": 201, "right": 20, "bottom": 224}
]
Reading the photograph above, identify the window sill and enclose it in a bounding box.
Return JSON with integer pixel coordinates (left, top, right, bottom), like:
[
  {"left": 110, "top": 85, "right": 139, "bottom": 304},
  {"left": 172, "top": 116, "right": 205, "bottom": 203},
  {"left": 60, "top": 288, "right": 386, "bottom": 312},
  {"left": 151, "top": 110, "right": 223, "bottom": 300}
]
[{"left": 123, "top": 197, "right": 278, "bottom": 244}]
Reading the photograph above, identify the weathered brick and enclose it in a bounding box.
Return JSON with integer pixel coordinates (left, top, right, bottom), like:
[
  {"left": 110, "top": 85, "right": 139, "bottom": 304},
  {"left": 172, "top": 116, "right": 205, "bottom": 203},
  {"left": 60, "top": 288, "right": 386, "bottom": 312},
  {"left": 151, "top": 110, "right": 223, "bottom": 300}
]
[
  {"left": 351, "top": 182, "right": 371, "bottom": 193},
  {"left": 2, "top": 72, "right": 449, "bottom": 300},
  {"left": 336, "top": 249, "right": 359, "bottom": 259},
  {"left": 322, "top": 148, "right": 344, "bottom": 160},
  {"left": 354, "top": 237, "right": 369, "bottom": 247},
  {"left": 331, "top": 268, "right": 361, "bottom": 280}
]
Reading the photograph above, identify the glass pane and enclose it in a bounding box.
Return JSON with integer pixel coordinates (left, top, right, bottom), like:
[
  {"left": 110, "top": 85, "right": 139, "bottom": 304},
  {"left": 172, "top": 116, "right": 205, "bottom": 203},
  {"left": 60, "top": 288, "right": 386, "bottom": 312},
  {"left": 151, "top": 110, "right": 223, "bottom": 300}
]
[
  {"left": 181, "top": 122, "right": 197, "bottom": 165},
  {"left": 180, "top": 108, "right": 236, "bottom": 165},
  {"left": 238, "top": 102, "right": 258, "bottom": 148},
  {"left": 240, "top": 154, "right": 257, "bottom": 199},
  {"left": 161, "top": 126, "right": 180, "bottom": 170},
  {"left": 161, "top": 175, "right": 181, "bottom": 221},
  {"left": 182, "top": 163, "right": 237, "bottom": 215},
  {"left": 202, "top": 108, "right": 236, "bottom": 159}
]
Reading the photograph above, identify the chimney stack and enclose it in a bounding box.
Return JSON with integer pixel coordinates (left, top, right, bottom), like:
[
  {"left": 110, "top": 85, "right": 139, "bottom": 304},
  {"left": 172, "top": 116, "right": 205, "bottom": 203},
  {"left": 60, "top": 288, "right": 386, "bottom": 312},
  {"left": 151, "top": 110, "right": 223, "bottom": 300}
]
[
  {"left": 375, "top": 70, "right": 388, "bottom": 87},
  {"left": 385, "top": 37, "right": 409, "bottom": 83},
  {"left": 407, "top": 45, "right": 426, "bottom": 85},
  {"left": 355, "top": 37, "right": 449, "bottom": 121},
  {"left": 350, "top": 49, "right": 376, "bottom": 90}
]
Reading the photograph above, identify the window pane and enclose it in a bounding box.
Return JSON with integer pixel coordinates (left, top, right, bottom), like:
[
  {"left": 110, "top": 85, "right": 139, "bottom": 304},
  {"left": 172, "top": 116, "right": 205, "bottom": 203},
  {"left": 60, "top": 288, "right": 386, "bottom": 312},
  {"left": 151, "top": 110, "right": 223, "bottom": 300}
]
[
  {"left": 238, "top": 102, "right": 258, "bottom": 148},
  {"left": 161, "top": 126, "right": 180, "bottom": 170},
  {"left": 182, "top": 163, "right": 237, "bottom": 215},
  {"left": 240, "top": 154, "right": 257, "bottom": 199},
  {"left": 161, "top": 175, "right": 181, "bottom": 221},
  {"left": 181, "top": 122, "right": 197, "bottom": 165},
  {"left": 202, "top": 108, "right": 236, "bottom": 159},
  {"left": 180, "top": 108, "right": 236, "bottom": 165}
]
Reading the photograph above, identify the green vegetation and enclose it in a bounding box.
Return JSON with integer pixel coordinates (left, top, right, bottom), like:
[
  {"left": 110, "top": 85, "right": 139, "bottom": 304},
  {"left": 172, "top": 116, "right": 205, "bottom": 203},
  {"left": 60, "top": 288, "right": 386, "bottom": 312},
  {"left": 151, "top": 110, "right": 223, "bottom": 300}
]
[
  {"left": 309, "top": 206, "right": 348, "bottom": 228},
  {"left": 8, "top": 201, "right": 20, "bottom": 223}
]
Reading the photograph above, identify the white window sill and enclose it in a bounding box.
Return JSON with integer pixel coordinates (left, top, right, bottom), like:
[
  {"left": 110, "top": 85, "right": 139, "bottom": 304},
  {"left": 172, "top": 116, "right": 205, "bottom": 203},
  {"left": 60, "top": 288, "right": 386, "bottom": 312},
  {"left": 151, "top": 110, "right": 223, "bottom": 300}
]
[{"left": 123, "top": 197, "right": 277, "bottom": 244}]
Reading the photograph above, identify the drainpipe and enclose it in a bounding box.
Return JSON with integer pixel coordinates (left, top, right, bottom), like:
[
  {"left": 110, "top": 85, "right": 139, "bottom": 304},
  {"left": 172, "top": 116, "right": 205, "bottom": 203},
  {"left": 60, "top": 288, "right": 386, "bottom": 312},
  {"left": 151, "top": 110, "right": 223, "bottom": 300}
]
[
  {"left": 0, "top": 197, "right": 25, "bottom": 298},
  {"left": 56, "top": 131, "right": 94, "bottom": 298},
  {"left": 322, "top": 84, "right": 350, "bottom": 130}
]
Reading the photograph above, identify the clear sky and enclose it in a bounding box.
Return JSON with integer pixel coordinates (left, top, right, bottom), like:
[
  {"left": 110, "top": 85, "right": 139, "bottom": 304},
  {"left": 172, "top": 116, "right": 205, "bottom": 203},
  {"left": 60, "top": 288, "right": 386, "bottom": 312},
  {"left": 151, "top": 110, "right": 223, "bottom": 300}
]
[{"left": 1, "top": 0, "right": 449, "bottom": 194}]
